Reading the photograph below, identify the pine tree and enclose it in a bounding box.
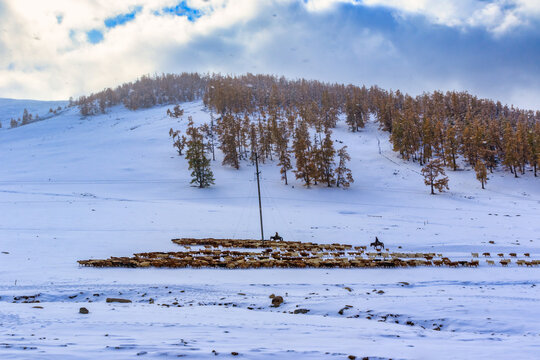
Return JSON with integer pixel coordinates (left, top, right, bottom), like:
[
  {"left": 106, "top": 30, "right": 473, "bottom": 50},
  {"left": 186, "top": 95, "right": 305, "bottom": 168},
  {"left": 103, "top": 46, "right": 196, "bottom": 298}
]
[
  {"left": 286, "top": 109, "right": 297, "bottom": 134},
  {"left": 10, "top": 118, "right": 18, "bottom": 128},
  {"left": 421, "top": 116, "right": 434, "bottom": 164},
  {"left": 319, "top": 130, "right": 336, "bottom": 186},
  {"left": 483, "top": 120, "right": 499, "bottom": 173},
  {"left": 432, "top": 120, "right": 446, "bottom": 163},
  {"left": 185, "top": 119, "right": 214, "bottom": 188},
  {"left": 461, "top": 122, "right": 479, "bottom": 168},
  {"left": 475, "top": 161, "right": 488, "bottom": 189},
  {"left": 515, "top": 119, "right": 529, "bottom": 175},
  {"left": 444, "top": 124, "right": 459, "bottom": 170},
  {"left": 532, "top": 121, "right": 540, "bottom": 177},
  {"left": 169, "top": 128, "right": 187, "bottom": 155},
  {"left": 310, "top": 133, "right": 322, "bottom": 185},
  {"left": 209, "top": 112, "right": 216, "bottom": 161},
  {"left": 292, "top": 121, "right": 314, "bottom": 186},
  {"left": 174, "top": 105, "right": 184, "bottom": 118},
  {"left": 21, "top": 109, "right": 30, "bottom": 125},
  {"left": 217, "top": 114, "right": 240, "bottom": 169},
  {"left": 278, "top": 148, "right": 292, "bottom": 186},
  {"left": 167, "top": 105, "right": 184, "bottom": 118},
  {"left": 421, "top": 158, "right": 449, "bottom": 195},
  {"left": 502, "top": 122, "right": 518, "bottom": 177},
  {"left": 392, "top": 96, "right": 420, "bottom": 161},
  {"left": 336, "top": 146, "right": 353, "bottom": 188},
  {"left": 276, "top": 122, "right": 292, "bottom": 185},
  {"left": 321, "top": 90, "right": 338, "bottom": 129},
  {"left": 345, "top": 95, "right": 365, "bottom": 132}
]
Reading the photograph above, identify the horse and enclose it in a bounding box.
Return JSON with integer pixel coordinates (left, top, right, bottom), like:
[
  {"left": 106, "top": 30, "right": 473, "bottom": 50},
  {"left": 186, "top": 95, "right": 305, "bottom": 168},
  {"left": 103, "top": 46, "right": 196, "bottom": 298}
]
[
  {"left": 370, "top": 237, "right": 384, "bottom": 250},
  {"left": 270, "top": 232, "right": 283, "bottom": 241}
]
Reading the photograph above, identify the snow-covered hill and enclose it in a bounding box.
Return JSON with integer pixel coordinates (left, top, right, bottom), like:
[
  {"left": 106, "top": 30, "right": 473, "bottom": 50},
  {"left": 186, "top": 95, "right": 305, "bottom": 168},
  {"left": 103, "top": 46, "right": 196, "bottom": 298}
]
[
  {"left": 0, "top": 98, "right": 68, "bottom": 128},
  {"left": 0, "top": 100, "right": 538, "bottom": 359}
]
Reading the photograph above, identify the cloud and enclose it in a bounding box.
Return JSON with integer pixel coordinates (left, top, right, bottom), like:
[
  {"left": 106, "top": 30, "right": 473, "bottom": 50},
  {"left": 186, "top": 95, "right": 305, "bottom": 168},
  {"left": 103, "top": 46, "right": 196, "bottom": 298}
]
[
  {"left": 360, "top": 0, "right": 540, "bottom": 35},
  {"left": 0, "top": 0, "right": 539, "bottom": 110}
]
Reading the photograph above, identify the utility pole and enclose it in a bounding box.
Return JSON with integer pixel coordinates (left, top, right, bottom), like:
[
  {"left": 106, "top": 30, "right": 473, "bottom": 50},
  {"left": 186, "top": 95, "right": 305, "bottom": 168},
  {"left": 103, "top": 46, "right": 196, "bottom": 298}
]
[
  {"left": 210, "top": 112, "right": 216, "bottom": 161},
  {"left": 255, "top": 151, "right": 264, "bottom": 241}
]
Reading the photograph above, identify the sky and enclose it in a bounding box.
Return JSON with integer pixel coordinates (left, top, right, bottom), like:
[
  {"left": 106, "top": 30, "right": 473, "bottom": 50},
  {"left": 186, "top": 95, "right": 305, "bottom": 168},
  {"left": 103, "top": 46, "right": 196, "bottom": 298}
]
[{"left": 0, "top": 0, "right": 540, "bottom": 109}]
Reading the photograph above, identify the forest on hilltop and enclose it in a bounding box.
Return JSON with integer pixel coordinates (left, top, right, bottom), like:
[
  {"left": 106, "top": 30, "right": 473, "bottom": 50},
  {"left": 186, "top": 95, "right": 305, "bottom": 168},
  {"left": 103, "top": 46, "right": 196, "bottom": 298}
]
[{"left": 75, "top": 73, "right": 540, "bottom": 189}]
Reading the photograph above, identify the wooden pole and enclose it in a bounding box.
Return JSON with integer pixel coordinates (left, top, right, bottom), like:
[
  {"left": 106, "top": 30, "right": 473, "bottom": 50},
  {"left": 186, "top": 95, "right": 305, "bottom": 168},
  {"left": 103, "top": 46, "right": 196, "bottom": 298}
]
[{"left": 255, "top": 151, "right": 264, "bottom": 241}]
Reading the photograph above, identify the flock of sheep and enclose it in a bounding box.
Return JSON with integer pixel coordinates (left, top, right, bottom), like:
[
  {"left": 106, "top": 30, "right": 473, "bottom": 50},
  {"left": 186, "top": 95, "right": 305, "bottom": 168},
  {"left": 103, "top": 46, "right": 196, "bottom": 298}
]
[{"left": 77, "top": 238, "right": 538, "bottom": 269}]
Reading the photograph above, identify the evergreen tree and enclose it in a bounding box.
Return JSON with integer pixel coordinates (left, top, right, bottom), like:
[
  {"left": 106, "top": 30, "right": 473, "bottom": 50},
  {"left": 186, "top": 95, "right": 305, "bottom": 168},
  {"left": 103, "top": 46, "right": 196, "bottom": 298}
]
[
  {"left": 276, "top": 122, "right": 292, "bottom": 185},
  {"left": 345, "top": 94, "right": 365, "bottom": 132},
  {"left": 475, "top": 161, "right": 488, "bottom": 189},
  {"left": 185, "top": 119, "right": 214, "bottom": 188},
  {"left": 319, "top": 130, "right": 336, "bottom": 186},
  {"left": 336, "top": 146, "right": 354, "bottom": 188},
  {"left": 169, "top": 128, "right": 187, "bottom": 156},
  {"left": 209, "top": 112, "right": 216, "bottom": 161},
  {"left": 421, "top": 158, "right": 449, "bottom": 195},
  {"left": 217, "top": 114, "right": 240, "bottom": 169},
  {"left": 515, "top": 119, "right": 529, "bottom": 175},
  {"left": 292, "top": 121, "right": 314, "bottom": 186},
  {"left": 444, "top": 124, "right": 459, "bottom": 170},
  {"left": 278, "top": 148, "right": 292, "bottom": 186},
  {"left": 22, "top": 108, "right": 30, "bottom": 125},
  {"left": 310, "top": 133, "right": 322, "bottom": 185},
  {"left": 502, "top": 122, "right": 518, "bottom": 177},
  {"left": 421, "top": 116, "right": 434, "bottom": 164},
  {"left": 174, "top": 105, "right": 184, "bottom": 118},
  {"left": 532, "top": 121, "right": 540, "bottom": 177}
]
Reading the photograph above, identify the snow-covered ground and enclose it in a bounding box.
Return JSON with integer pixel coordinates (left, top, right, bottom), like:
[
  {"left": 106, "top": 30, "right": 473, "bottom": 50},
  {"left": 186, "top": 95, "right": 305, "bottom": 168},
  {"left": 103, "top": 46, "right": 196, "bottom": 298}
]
[
  {"left": 0, "top": 100, "right": 538, "bottom": 359},
  {"left": 0, "top": 98, "right": 68, "bottom": 128}
]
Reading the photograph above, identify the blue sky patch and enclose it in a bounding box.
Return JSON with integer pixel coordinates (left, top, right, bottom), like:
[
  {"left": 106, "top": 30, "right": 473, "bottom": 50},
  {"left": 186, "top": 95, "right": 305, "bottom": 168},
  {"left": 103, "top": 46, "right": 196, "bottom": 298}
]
[
  {"left": 86, "top": 29, "right": 104, "bottom": 44},
  {"left": 160, "top": 1, "right": 202, "bottom": 22},
  {"left": 104, "top": 6, "right": 142, "bottom": 28}
]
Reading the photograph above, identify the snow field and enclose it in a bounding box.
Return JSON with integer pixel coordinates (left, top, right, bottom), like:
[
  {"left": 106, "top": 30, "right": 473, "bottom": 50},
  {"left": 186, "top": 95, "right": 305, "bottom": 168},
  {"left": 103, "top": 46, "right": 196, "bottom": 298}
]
[{"left": 0, "top": 99, "right": 538, "bottom": 359}]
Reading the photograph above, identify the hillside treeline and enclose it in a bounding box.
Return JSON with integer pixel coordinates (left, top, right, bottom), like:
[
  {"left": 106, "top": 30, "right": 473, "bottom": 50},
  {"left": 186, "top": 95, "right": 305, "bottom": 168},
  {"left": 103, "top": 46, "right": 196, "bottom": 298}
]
[{"left": 76, "top": 73, "right": 540, "bottom": 182}]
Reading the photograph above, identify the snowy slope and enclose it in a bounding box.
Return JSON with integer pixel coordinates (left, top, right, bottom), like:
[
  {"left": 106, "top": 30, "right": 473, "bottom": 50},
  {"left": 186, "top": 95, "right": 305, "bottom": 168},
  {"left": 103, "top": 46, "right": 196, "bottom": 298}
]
[
  {"left": 0, "top": 100, "right": 538, "bottom": 359},
  {"left": 0, "top": 98, "right": 68, "bottom": 128}
]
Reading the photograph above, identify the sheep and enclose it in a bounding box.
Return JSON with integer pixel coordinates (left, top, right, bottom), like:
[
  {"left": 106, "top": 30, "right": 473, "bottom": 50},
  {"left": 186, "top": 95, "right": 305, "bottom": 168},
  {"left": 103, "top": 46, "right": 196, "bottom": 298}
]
[
  {"left": 482, "top": 252, "right": 491, "bottom": 257},
  {"left": 81, "top": 237, "right": 500, "bottom": 270}
]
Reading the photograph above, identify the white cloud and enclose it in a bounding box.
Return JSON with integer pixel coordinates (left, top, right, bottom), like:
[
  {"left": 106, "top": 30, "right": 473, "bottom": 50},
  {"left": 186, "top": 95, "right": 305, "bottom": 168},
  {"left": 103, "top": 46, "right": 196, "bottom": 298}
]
[
  {"left": 0, "top": 0, "right": 265, "bottom": 99},
  {"left": 0, "top": 0, "right": 539, "bottom": 109},
  {"left": 361, "top": 0, "right": 540, "bottom": 35}
]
